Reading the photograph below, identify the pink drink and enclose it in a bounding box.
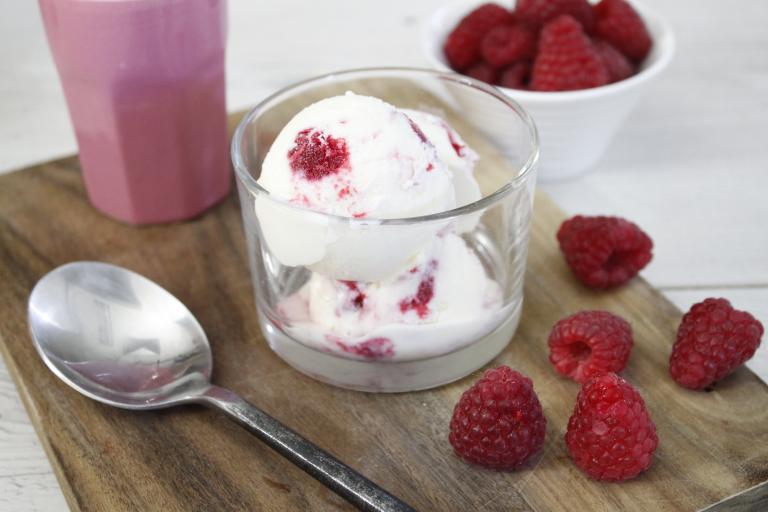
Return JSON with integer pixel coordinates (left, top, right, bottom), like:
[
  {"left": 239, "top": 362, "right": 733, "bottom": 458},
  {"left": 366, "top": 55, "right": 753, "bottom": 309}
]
[{"left": 39, "top": 0, "right": 230, "bottom": 224}]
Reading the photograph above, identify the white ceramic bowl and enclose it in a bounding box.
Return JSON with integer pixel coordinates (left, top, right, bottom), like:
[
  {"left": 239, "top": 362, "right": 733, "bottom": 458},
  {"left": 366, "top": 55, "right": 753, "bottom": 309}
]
[{"left": 423, "top": 0, "right": 675, "bottom": 180}]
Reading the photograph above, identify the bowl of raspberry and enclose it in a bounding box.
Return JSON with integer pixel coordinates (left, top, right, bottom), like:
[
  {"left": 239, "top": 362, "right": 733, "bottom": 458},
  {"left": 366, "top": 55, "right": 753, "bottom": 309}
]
[{"left": 423, "top": 0, "right": 675, "bottom": 180}]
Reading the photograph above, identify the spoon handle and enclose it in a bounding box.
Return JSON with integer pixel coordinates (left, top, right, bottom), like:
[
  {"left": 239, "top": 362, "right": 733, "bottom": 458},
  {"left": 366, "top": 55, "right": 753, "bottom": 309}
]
[{"left": 198, "top": 385, "right": 416, "bottom": 512}]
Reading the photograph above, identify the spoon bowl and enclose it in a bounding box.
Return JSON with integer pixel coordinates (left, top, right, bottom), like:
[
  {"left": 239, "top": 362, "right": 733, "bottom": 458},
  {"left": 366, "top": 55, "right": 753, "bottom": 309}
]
[
  {"left": 29, "top": 262, "right": 212, "bottom": 409},
  {"left": 28, "top": 261, "right": 413, "bottom": 512}
]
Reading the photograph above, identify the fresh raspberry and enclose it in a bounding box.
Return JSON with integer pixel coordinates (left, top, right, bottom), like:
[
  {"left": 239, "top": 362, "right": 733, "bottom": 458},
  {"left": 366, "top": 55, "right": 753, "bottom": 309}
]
[
  {"left": 548, "top": 311, "right": 633, "bottom": 383},
  {"left": 444, "top": 30, "right": 483, "bottom": 72},
  {"left": 669, "top": 298, "right": 764, "bottom": 390},
  {"left": 530, "top": 15, "right": 609, "bottom": 92},
  {"left": 443, "top": 4, "right": 514, "bottom": 71},
  {"left": 288, "top": 129, "right": 349, "bottom": 181},
  {"left": 481, "top": 24, "right": 536, "bottom": 69},
  {"left": 593, "top": 0, "right": 652, "bottom": 62},
  {"left": 465, "top": 61, "right": 498, "bottom": 84},
  {"left": 557, "top": 215, "right": 653, "bottom": 289},
  {"left": 566, "top": 373, "right": 658, "bottom": 481},
  {"left": 515, "top": 0, "right": 594, "bottom": 31},
  {"left": 497, "top": 61, "right": 531, "bottom": 89},
  {"left": 594, "top": 39, "right": 635, "bottom": 82},
  {"left": 449, "top": 366, "right": 546, "bottom": 470}
]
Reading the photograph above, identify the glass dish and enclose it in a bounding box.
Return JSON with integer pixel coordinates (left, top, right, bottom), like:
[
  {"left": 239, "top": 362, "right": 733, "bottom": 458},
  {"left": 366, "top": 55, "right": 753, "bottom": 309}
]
[{"left": 232, "top": 68, "right": 538, "bottom": 392}]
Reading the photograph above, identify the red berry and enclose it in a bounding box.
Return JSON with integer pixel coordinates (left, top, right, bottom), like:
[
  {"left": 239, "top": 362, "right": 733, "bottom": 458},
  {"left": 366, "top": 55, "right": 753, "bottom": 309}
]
[
  {"left": 557, "top": 215, "right": 653, "bottom": 289},
  {"left": 594, "top": 39, "right": 635, "bottom": 82},
  {"left": 443, "top": 30, "right": 483, "bottom": 72},
  {"left": 497, "top": 61, "right": 531, "bottom": 89},
  {"left": 593, "top": 0, "right": 652, "bottom": 62},
  {"left": 530, "top": 15, "right": 609, "bottom": 92},
  {"left": 669, "top": 298, "right": 764, "bottom": 390},
  {"left": 548, "top": 311, "right": 633, "bottom": 383},
  {"left": 443, "top": 4, "right": 514, "bottom": 71},
  {"left": 566, "top": 373, "right": 658, "bottom": 481},
  {"left": 481, "top": 24, "right": 537, "bottom": 69},
  {"left": 465, "top": 61, "right": 498, "bottom": 84},
  {"left": 449, "top": 366, "right": 546, "bottom": 470},
  {"left": 515, "top": 0, "right": 594, "bottom": 31},
  {"left": 288, "top": 129, "right": 349, "bottom": 181}
]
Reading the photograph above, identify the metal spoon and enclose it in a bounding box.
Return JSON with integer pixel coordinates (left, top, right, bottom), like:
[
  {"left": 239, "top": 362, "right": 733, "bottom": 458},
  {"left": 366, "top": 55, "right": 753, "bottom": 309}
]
[{"left": 28, "top": 261, "right": 414, "bottom": 512}]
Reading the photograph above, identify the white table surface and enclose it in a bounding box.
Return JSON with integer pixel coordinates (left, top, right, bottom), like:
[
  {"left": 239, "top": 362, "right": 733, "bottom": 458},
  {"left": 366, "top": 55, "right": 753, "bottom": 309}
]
[{"left": 1, "top": 0, "right": 767, "bottom": 509}]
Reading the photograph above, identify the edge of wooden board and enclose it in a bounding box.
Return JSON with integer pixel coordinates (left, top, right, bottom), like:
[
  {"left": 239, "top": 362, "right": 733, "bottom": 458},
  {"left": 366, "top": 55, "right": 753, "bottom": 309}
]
[{"left": 0, "top": 330, "right": 83, "bottom": 512}]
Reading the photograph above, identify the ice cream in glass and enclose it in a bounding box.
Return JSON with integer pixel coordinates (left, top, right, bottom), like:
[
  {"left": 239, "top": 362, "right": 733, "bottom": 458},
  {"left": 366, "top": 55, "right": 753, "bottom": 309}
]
[{"left": 233, "top": 69, "right": 538, "bottom": 392}]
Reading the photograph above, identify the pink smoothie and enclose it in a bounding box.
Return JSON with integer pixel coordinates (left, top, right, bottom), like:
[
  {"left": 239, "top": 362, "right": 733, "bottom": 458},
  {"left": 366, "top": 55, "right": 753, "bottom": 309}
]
[{"left": 39, "top": 0, "right": 230, "bottom": 224}]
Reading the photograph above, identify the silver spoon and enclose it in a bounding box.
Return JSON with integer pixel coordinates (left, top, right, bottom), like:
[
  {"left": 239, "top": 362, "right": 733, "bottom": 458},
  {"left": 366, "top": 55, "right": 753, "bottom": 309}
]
[{"left": 28, "top": 261, "right": 415, "bottom": 512}]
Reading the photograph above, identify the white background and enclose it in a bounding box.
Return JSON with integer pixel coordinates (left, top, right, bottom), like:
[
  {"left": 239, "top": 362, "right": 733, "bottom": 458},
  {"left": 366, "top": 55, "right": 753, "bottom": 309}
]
[{"left": 1, "top": 0, "right": 767, "bottom": 509}]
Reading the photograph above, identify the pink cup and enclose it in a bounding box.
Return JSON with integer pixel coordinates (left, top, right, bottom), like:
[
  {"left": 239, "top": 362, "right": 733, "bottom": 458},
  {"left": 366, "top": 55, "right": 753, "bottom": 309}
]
[{"left": 39, "top": 0, "right": 231, "bottom": 224}]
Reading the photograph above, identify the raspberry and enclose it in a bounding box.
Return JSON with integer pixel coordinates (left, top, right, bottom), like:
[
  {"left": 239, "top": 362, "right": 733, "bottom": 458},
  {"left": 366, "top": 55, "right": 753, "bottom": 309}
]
[
  {"left": 515, "top": 0, "right": 594, "bottom": 31},
  {"left": 444, "top": 30, "right": 483, "bottom": 72},
  {"left": 497, "top": 61, "right": 531, "bottom": 89},
  {"left": 669, "top": 298, "right": 764, "bottom": 390},
  {"left": 566, "top": 373, "right": 658, "bottom": 481},
  {"left": 465, "top": 61, "right": 498, "bottom": 84},
  {"left": 481, "top": 24, "right": 536, "bottom": 69},
  {"left": 449, "top": 366, "right": 546, "bottom": 470},
  {"left": 288, "top": 129, "right": 349, "bottom": 181},
  {"left": 557, "top": 215, "right": 653, "bottom": 289},
  {"left": 443, "top": 4, "right": 514, "bottom": 71},
  {"left": 594, "top": 39, "right": 635, "bottom": 82},
  {"left": 548, "top": 311, "right": 633, "bottom": 383},
  {"left": 593, "top": 0, "right": 652, "bottom": 62},
  {"left": 530, "top": 15, "right": 609, "bottom": 92}
]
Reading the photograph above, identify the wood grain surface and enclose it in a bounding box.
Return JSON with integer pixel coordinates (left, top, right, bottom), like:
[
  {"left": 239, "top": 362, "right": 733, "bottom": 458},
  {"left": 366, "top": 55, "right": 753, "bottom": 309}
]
[{"left": 0, "top": 109, "right": 767, "bottom": 511}]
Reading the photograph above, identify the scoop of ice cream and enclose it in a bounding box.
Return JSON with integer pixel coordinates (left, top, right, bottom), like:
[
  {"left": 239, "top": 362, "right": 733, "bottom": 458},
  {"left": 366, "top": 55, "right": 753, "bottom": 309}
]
[
  {"left": 255, "top": 93, "right": 458, "bottom": 281},
  {"left": 401, "top": 109, "right": 482, "bottom": 232},
  {"left": 260, "top": 94, "right": 455, "bottom": 219},
  {"left": 279, "top": 232, "right": 502, "bottom": 358}
]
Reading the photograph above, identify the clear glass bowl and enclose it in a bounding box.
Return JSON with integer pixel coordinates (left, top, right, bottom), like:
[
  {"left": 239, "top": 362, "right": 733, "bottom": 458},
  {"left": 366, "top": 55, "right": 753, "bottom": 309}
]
[{"left": 232, "top": 68, "right": 538, "bottom": 392}]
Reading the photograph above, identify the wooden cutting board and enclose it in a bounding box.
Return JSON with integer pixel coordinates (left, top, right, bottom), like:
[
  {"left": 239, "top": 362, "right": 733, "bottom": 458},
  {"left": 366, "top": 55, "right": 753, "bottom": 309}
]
[{"left": 1, "top": 111, "right": 767, "bottom": 512}]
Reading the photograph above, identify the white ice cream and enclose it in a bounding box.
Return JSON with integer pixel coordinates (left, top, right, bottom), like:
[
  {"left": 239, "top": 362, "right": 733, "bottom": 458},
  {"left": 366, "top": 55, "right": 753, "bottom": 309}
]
[
  {"left": 259, "top": 94, "right": 455, "bottom": 219},
  {"left": 401, "top": 109, "right": 480, "bottom": 208},
  {"left": 278, "top": 233, "right": 505, "bottom": 361},
  {"left": 255, "top": 93, "right": 506, "bottom": 362},
  {"left": 256, "top": 94, "right": 456, "bottom": 281}
]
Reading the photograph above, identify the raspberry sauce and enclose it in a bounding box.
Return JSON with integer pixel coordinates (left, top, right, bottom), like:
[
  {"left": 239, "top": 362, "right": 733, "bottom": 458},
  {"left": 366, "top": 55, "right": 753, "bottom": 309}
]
[
  {"left": 400, "top": 262, "right": 437, "bottom": 318},
  {"left": 341, "top": 280, "right": 366, "bottom": 310},
  {"left": 336, "top": 337, "right": 395, "bottom": 360},
  {"left": 406, "top": 116, "right": 429, "bottom": 144}
]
